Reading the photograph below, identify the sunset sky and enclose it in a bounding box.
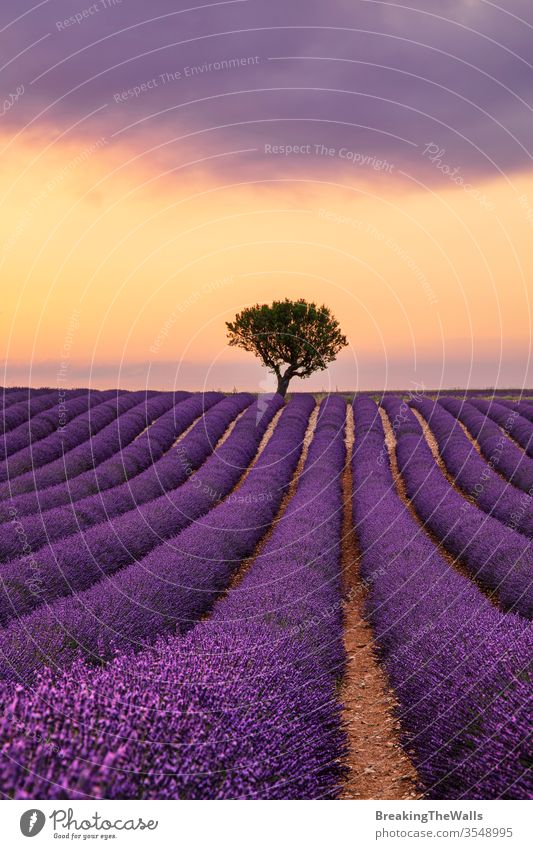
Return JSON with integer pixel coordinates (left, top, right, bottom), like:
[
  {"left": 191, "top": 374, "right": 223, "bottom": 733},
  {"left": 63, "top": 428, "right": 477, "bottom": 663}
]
[{"left": 1, "top": 0, "right": 532, "bottom": 391}]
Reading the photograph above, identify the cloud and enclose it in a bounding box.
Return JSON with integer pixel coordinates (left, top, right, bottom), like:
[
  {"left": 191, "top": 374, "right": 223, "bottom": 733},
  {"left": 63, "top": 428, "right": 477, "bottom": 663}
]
[{"left": 1, "top": 0, "right": 532, "bottom": 185}]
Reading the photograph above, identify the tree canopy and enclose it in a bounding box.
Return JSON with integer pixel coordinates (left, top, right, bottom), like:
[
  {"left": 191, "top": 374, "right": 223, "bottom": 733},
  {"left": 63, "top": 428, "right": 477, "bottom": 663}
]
[{"left": 226, "top": 298, "right": 347, "bottom": 396}]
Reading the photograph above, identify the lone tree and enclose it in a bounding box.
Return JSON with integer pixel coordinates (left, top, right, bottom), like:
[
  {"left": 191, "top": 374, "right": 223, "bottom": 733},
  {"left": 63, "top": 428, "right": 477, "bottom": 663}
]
[{"left": 226, "top": 298, "right": 347, "bottom": 397}]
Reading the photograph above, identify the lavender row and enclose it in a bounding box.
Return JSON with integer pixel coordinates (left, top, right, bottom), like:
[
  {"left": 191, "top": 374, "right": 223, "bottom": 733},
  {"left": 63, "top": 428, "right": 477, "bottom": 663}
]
[
  {"left": 0, "top": 391, "right": 149, "bottom": 477},
  {"left": 0, "top": 394, "right": 276, "bottom": 646},
  {"left": 352, "top": 397, "right": 531, "bottom": 799},
  {"left": 208, "top": 395, "right": 346, "bottom": 669},
  {"left": 1, "top": 389, "right": 63, "bottom": 429},
  {"left": 0, "top": 393, "right": 224, "bottom": 558},
  {"left": 439, "top": 397, "right": 533, "bottom": 494},
  {"left": 0, "top": 392, "right": 174, "bottom": 497},
  {"left": 0, "top": 390, "right": 123, "bottom": 462},
  {"left": 0, "top": 393, "right": 232, "bottom": 522},
  {"left": 0, "top": 388, "right": 54, "bottom": 410},
  {"left": 470, "top": 398, "right": 533, "bottom": 459},
  {"left": 382, "top": 396, "right": 533, "bottom": 618},
  {"left": 1, "top": 389, "right": 89, "bottom": 434},
  {"left": 0, "top": 395, "right": 311, "bottom": 685},
  {"left": 411, "top": 397, "right": 533, "bottom": 537},
  {"left": 0, "top": 396, "right": 347, "bottom": 799},
  {"left": 495, "top": 399, "right": 533, "bottom": 424}
]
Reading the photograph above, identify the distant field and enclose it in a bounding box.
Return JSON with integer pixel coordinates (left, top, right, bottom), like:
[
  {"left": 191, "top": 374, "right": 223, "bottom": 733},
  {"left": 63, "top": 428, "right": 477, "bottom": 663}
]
[
  {"left": 0, "top": 387, "right": 531, "bottom": 799},
  {"left": 306, "top": 389, "right": 533, "bottom": 401}
]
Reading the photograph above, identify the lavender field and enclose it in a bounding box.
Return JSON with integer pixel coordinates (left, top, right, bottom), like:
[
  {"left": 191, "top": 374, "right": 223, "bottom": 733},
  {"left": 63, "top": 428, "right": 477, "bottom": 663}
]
[{"left": 0, "top": 386, "right": 531, "bottom": 800}]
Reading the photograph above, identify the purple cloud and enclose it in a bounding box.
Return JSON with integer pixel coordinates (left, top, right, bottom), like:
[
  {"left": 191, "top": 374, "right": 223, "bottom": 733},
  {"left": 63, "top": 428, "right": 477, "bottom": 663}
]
[{"left": 1, "top": 0, "right": 532, "bottom": 183}]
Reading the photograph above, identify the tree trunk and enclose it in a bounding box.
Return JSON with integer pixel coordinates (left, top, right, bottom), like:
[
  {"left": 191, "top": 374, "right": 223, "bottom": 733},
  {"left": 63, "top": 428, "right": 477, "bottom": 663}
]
[{"left": 276, "top": 372, "right": 292, "bottom": 397}]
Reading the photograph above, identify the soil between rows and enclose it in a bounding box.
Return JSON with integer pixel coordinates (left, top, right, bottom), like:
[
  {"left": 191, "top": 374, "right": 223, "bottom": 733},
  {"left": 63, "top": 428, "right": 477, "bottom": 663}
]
[{"left": 340, "top": 405, "right": 420, "bottom": 799}]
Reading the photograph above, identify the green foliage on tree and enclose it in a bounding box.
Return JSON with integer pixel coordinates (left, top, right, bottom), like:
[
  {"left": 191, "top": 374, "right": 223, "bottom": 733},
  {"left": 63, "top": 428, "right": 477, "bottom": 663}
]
[{"left": 226, "top": 298, "right": 347, "bottom": 396}]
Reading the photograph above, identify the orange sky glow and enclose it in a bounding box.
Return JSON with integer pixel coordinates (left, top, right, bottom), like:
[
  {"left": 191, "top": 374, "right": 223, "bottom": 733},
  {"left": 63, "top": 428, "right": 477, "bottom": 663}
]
[{"left": 1, "top": 130, "right": 532, "bottom": 391}]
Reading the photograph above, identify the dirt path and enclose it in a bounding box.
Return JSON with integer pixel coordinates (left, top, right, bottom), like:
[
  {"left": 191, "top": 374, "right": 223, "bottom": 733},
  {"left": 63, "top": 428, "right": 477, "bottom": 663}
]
[
  {"left": 430, "top": 403, "right": 516, "bottom": 487},
  {"left": 410, "top": 408, "right": 477, "bottom": 506},
  {"left": 457, "top": 418, "right": 483, "bottom": 452},
  {"left": 340, "top": 405, "right": 420, "bottom": 800},
  {"left": 229, "top": 404, "right": 286, "bottom": 491}
]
